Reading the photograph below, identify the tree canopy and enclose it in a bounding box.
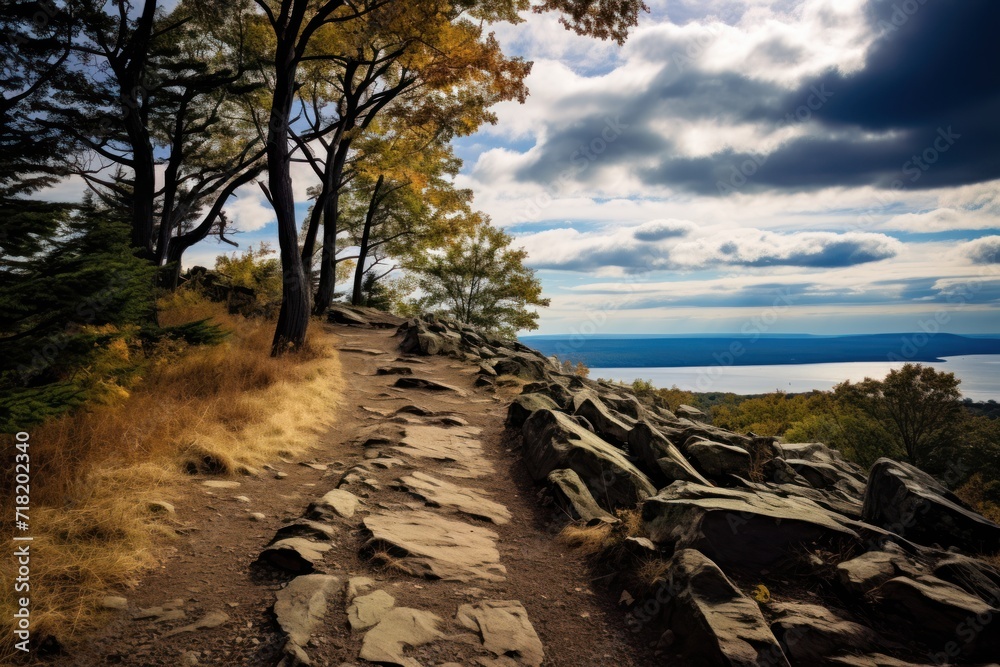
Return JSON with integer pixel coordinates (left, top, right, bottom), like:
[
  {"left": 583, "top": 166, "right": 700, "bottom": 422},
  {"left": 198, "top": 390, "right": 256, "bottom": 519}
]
[{"left": 412, "top": 219, "right": 550, "bottom": 338}]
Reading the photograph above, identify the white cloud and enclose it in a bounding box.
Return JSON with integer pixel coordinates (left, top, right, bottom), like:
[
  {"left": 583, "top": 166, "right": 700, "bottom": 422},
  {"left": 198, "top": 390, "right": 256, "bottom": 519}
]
[
  {"left": 225, "top": 184, "right": 275, "bottom": 232},
  {"left": 960, "top": 236, "right": 1000, "bottom": 265}
]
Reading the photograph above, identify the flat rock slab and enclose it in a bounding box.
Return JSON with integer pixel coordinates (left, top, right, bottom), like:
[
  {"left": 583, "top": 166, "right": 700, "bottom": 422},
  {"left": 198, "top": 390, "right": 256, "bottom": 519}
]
[
  {"left": 393, "top": 424, "right": 493, "bottom": 478},
  {"left": 274, "top": 574, "right": 340, "bottom": 647},
  {"left": 359, "top": 607, "right": 444, "bottom": 667},
  {"left": 363, "top": 510, "right": 506, "bottom": 582},
  {"left": 135, "top": 599, "right": 185, "bottom": 622},
  {"left": 393, "top": 377, "right": 466, "bottom": 395},
  {"left": 397, "top": 471, "right": 511, "bottom": 524},
  {"left": 102, "top": 596, "right": 128, "bottom": 611},
  {"left": 309, "top": 488, "right": 360, "bottom": 519},
  {"left": 201, "top": 480, "right": 240, "bottom": 489},
  {"left": 259, "top": 538, "right": 332, "bottom": 573},
  {"left": 341, "top": 347, "right": 386, "bottom": 356},
  {"left": 347, "top": 589, "right": 396, "bottom": 631},
  {"left": 457, "top": 601, "right": 545, "bottom": 666},
  {"left": 163, "top": 610, "right": 229, "bottom": 637}
]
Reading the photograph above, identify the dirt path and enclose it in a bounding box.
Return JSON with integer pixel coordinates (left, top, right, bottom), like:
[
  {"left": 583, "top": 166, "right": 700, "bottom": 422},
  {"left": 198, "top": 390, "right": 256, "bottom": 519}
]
[{"left": 59, "top": 324, "right": 649, "bottom": 667}]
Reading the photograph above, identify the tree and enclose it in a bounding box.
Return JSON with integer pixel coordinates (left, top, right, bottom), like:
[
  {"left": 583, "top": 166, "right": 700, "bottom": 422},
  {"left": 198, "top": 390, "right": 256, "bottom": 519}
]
[
  {"left": 0, "top": 193, "right": 155, "bottom": 391},
  {"left": 39, "top": 0, "right": 266, "bottom": 272},
  {"left": 835, "top": 364, "right": 963, "bottom": 467},
  {"left": 257, "top": 0, "right": 647, "bottom": 353},
  {"left": 412, "top": 219, "right": 549, "bottom": 338},
  {"left": 341, "top": 115, "right": 475, "bottom": 307}
]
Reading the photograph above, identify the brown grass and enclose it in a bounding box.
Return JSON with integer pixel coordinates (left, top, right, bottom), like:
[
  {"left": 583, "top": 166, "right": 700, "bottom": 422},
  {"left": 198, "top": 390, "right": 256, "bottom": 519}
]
[
  {"left": 556, "top": 508, "right": 646, "bottom": 559},
  {"left": 634, "top": 558, "right": 672, "bottom": 589},
  {"left": 0, "top": 294, "right": 342, "bottom": 659},
  {"left": 557, "top": 522, "right": 615, "bottom": 556}
]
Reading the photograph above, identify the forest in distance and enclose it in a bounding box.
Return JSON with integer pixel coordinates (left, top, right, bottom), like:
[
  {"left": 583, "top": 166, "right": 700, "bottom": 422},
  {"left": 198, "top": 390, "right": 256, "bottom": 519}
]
[{"left": 522, "top": 332, "right": 1000, "bottom": 367}]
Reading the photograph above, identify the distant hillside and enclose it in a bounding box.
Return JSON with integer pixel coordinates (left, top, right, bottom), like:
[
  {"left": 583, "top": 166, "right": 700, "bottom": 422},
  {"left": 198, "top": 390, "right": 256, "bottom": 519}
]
[{"left": 519, "top": 333, "right": 1000, "bottom": 367}]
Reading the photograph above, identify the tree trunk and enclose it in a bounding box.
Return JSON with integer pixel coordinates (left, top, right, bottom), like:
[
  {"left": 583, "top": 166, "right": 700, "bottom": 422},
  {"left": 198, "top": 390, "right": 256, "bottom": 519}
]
[
  {"left": 311, "top": 185, "right": 339, "bottom": 315},
  {"left": 268, "top": 20, "right": 310, "bottom": 355},
  {"left": 120, "top": 0, "right": 158, "bottom": 260},
  {"left": 352, "top": 174, "right": 383, "bottom": 306},
  {"left": 311, "top": 138, "right": 353, "bottom": 315}
]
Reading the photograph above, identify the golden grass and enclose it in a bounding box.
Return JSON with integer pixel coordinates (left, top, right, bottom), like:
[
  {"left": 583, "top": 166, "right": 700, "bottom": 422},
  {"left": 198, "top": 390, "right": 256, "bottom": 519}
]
[
  {"left": 556, "top": 508, "right": 646, "bottom": 559},
  {"left": 0, "top": 294, "right": 342, "bottom": 659},
  {"left": 557, "top": 522, "right": 615, "bottom": 556},
  {"left": 634, "top": 557, "right": 672, "bottom": 588}
]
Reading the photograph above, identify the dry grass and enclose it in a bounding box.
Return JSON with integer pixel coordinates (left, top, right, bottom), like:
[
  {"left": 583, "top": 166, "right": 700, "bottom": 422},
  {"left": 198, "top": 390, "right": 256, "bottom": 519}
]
[
  {"left": 0, "top": 294, "right": 342, "bottom": 659},
  {"left": 634, "top": 558, "right": 672, "bottom": 589},
  {"left": 557, "top": 522, "right": 615, "bottom": 556},
  {"left": 557, "top": 508, "right": 646, "bottom": 559},
  {"left": 366, "top": 548, "right": 412, "bottom": 576}
]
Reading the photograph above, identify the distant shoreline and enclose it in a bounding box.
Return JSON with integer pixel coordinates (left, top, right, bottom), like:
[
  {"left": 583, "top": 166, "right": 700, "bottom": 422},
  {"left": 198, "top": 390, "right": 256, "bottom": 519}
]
[
  {"left": 520, "top": 333, "right": 1000, "bottom": 368},
  {"left": 587, "top": 356, "right": 1000, "bottom": 402}
]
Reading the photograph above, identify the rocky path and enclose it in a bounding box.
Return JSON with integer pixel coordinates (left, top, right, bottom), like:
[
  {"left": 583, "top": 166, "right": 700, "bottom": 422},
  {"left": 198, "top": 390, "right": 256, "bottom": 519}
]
[{"left": 63, "top": 324, "right": 648, "bottom": 667}]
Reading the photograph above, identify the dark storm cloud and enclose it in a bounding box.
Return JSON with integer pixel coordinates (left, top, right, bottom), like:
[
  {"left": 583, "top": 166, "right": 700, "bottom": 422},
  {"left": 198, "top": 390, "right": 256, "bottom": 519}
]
[{"left": 513, "top": 1, "right": 1000, "bottom": 194}]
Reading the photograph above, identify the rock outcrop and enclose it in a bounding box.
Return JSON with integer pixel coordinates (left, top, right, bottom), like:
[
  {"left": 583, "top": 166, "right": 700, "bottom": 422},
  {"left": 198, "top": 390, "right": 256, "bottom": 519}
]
[
  {"left": 392, "top": 313, "right": 1000, "bottom": 666},
  {"left": 863, "top": 458, "right": 1000, "bottom": 554}
]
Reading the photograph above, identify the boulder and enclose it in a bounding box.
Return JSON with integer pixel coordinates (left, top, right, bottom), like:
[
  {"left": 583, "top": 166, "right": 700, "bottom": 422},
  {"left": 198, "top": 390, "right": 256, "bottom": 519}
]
[
  {"left": 836, "top": 547, "right": 923, "bottom": 597},
  {"left": 656, "top": 549, "right": 789, "bottom": 666},
  {"left": 521, "top": 409, "right": 656, "bottom": 510},
  {"left": 642, "top": 482, "right": 861, "bottom": 567},
  {"left": 932, "top": 555, "right": 1000, "bottom": 606},
  {"left": 763, "top": 458, "right": 811, "bottom": 487},
  {"left": 675, "top": 404, "right": 707, "bottom": 421},
  {"left": 686, "top": 440, "right": 751, "bottom": 478},
  {"left": 399, "top": 326, "right": 459, "bottom": 357},
  {"left": 769, "top": 602, "right": 882, "bottom": 664},
  {"left": 506, "top": 393, "right": 560, "bottom": 429},
  {"left": 574, "top": 396, "right": 634, "bottom": 447},
  {"left": 492, "top": 353, "right": 547, "bottom": 380},
  {"left": 784, "top": 459, "right": 843, "bottom": 489},
  {"left": 259, "top": 538, "right": 332, "bottom": 573},
  {"left": 520, "top": 382, "right": 574, "bottom": 411},
  {"left": 326, "top": 305, "right": 370, "bottom": 327},
  {"left": 547, "top": 468, "right": 618, "bottom": 525},
  {"left": 862, "top": 458, "right": 1000, "bottom": 554},
  {"left": 627, "top": 421, "right": 710, "bottom": 486},
  {"left": 308, "top": 489, "right": 360, "bottom": 520},
  {"left": 870, "top": 575, "right": 1000, "bottom": 660}
]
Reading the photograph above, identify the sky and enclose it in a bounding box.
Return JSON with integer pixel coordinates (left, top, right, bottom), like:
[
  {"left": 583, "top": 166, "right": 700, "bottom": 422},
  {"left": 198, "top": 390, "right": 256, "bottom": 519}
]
[{"left": 43, "top": 0, "right": 1000, "bottom": 336}]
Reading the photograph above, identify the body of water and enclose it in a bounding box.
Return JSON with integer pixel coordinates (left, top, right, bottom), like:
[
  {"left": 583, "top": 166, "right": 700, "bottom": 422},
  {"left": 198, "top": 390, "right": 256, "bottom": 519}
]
[{"left": 591, "top": 355, "right": 1000, "bottom": 402}]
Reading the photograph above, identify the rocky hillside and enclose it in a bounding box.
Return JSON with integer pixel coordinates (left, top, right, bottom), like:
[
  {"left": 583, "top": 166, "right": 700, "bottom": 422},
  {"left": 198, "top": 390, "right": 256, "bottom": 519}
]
[{"left": 394, "top": 311, "right": 1000, "bottom": 666}]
